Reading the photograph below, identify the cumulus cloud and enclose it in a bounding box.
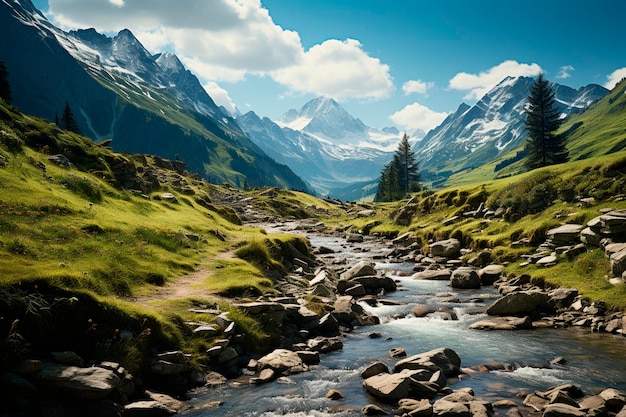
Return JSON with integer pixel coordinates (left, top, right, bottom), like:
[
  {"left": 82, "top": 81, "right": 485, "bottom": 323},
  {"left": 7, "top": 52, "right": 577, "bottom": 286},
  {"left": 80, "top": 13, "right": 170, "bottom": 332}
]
[
  {"left": 203, "top": 81, "right": 237, "bottom": 115},
  {"left": 402, "top": 80, "right": 434, "bottom": 96},
  {"left": 605, "top": 67, "right": 626, "bottom": 90},
  {"left": 390, "top": 102, "right": 448, "bottom": 133},
  {"left": 271, "top": 39, "right": 394, "bottom": 100},
  {"left": 449, "top": 60, "right": 542, "bottom": 101},
  {"left": 557, "top": 65, "right": 575, "bottom": 79}
]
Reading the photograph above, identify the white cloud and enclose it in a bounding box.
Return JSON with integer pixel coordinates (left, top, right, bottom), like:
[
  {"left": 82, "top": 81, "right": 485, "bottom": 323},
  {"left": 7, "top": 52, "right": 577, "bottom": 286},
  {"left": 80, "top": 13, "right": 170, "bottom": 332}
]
[
  {"left": 203, "top": 82, "right": 237, "bottom": 115},
  {"left": 605, "top": 67, "right": 626, "bottom": 90},
  {"left": 557, "top": 65, "right": 575, "bottom": 79},
  {"left": 271, "top": 39, "right": 394, "bottom": 100},
  {"left": 46, "top": 0, "right": 394, "bottom": 102},
  {"left": 390, "top": 102, "right": 448, "bottom": 133},
  {"left": 402, "top": 80, "right": 434, "bottom": 96},
  {"left": 449, "top": 60, "right": 542, "bottom": 101}
]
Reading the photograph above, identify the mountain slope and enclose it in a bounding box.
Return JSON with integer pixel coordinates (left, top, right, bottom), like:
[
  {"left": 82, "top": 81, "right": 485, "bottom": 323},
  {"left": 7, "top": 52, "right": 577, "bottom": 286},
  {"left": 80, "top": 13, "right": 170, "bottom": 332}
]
[
  {"left": 239, "top": 97, "right": 417, "bottom": 199},
  {"left": 415, "top": 76, "right": 608, "bottom": 187},
  {"left": 0, "top": 0, "right": 307, "bottom": 191}
]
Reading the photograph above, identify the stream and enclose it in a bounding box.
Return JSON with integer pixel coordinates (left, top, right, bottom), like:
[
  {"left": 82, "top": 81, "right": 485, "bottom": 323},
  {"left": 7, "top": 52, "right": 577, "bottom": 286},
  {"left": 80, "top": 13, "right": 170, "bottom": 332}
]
[{"left": 183, "top": 227, "right": 626, "bottom": 416}]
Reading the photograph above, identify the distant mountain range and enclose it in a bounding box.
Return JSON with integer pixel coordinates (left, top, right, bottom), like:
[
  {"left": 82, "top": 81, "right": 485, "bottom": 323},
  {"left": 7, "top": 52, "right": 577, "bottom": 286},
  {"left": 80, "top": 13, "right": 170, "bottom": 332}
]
[
  {"left": 414, "top": 76, "right": 608, "bottom": 186},
  {"left": 238, "top": 97, "right": 424, "bottom": 199},
  {"left": 0, "top": 0, "right": 308, "bottom": 190}
]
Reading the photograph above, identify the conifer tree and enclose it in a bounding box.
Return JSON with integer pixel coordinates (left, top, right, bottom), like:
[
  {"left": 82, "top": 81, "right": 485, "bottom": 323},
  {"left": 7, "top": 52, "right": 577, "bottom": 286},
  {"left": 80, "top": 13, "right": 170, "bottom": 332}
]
[
  {"left": 375, "top": 134, "right": 420, "bottom": 202},
  {"left": 524, "top": 74, "right": 568, "bottom": 169},
  {"left": 0, "top": 60, "right": 12, "bottom": 104},
  {"left": 60, "top": 101, "right": 81, "bottom": 134}
]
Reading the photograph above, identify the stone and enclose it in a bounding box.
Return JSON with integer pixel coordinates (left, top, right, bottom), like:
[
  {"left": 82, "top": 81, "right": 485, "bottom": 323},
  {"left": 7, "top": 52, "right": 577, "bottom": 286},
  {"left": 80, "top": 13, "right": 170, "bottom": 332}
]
[
  {"left": 124, "top": 400, "right": 176, "bottom": 417},
  {"left": 345, "top": 284, "right": 367, "bottom": 297},
  {"left": 204, "top": 371, "right": 227, "bottom": 388},
  {"left": 389, "top": 347, "right": 407, "bottom": 358},
  {"left": 450, "top": 267, "right": 481, "bottom": 289},
  {"left": 414, "top": 269, "right": 452, "bottom": 281},
  {"left": 296, "top": 350, "right": 320, "bottom": 365},
  {"left": 398, "top": 398, "right": 433, "bottom": 416},
  {"left": 326, "top": 389, "right": 344, "bottom": 400},
  {"left": 549, "top": 288, "right": 579, "bottom": 310},
  {"left": 257, "top": 349, "right": 308, "bottom": 375},
  {"left": 342, "top": 261, "right": 377, "bottom": 280},
  {"left": 33, "top": 363, "right": 121, "bottom": 400},
  {"left": 487, "top": 291, "right": 550, "bottom": 316},
  {"left": 145, "top": 391, "right": 186, "bottom": 413},
  {"left": 250, "top": 368, "right": 276, "bottom": 384},
  {"left": 429, "top": 238, "right": 461, "bottom": 258},
  {"left": 216, "top": 347, "right": 239, "bottom": 366},
  {"left": 546, "top": 224, "right": 584, "bottom": 245},
  {"left": 50, "top": 351, "right": 84, "bottom": 367},
  {"left": 478, "top": 264, "right": 504, "bottom": 285},
  {"left": 580, "top": 227, "right": 602, "bottom": 246},
  {"left": 432, "top": 399, "right": 471, "bottom": 417},
  {"left": 361, "top": 362, "right": 389, "bottom": 379},
  {"left": 543, "top": 403, "right": 586, "bottom": 417},
  {"left": 394, "top": 347, "right": 461, "bottom": 376},
  {"left": 469, "top": 316, "right": 533, "bottom": 330},
  {"left": 362, "top": 404, "right": 389, "bottom": 416},
  {"left": 363, "top": 370, "right": 435, "bottom": 403},
  {"left": 524, "top": 393, "right": 550, "bottom": 411},
  {"left": 307, "top": 336, "right": 343, "bottom": 353},
  {"left": 193, "top": 325, "right": 219, "bottom": 337},
  {"left": 536, "top": 254, "right": 558, "bottom": 266},
  {"left": 610, "top": 249, "right": 626, "bottom": 277},
  {"left": 599, "top": 388, "right": 626, "bottom": 411}
]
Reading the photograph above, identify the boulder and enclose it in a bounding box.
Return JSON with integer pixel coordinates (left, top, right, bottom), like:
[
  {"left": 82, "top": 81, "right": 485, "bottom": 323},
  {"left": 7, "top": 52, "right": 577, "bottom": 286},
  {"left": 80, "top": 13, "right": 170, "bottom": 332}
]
[
  {"left": 546, "top": 224, "right": 584, "bottom": 245},
  {"left": 450, "top": 268, "right": 481, "bottom": 289},
  {"left": 580, "top": 227, "right": 601, "bottom": 246},
  {"left": 543, "top": 403, "right": 586, "bottom": 417},
  {"left": 257, "top": 349, "right": 308, "bottom": 375},
  {"left": 432, "top": 399, "right": 471, "bottom": 417},
  {"left": 341, "top": 261, "right": 377, "bottom": 280},
  {"left": 394, "top": 347, "right": 461, "bottom": 376},
  {"left": 469, "top": 316, "right": 533, "bottom": 330},
  {"left": 549, "top": 288, "right": 579, "bottom": 310},
  {"left": 362, "top": 370, "right": 438, "bottom": 403},
  {"left": 124, "top": 400, "right": 176, "bottom": 417},
  {"left": 478, "top": 265, "right": 504, "bottom": 285},
  {"left": 414, "top": 269, "right": 453, "bottom": 281},
  {"left": 307, "top": 336, "right": 343, "bottom": 353},
  {"left": 250, "top": 368, "right": 276, "bottom": 385},
  {"left": 599, "top": 388, "right": 626, "bottom": 411},
  {"left": 362, "top": 404, "right": 389, "bottom": 416},
  {"left": 610, "top": 249, "right": 626, "bottom": 277},
  {"left": 487, "top": 291, "right": 550, "bottom": 316},
  {"left": 361, "top": 362, "right": 390, "bottom": 379},
  {"left": 33, "top": 363, "right": 121, "bottom": 400},
  {"left": 429, "top": 239, "right": 461, "bottom": 258}
]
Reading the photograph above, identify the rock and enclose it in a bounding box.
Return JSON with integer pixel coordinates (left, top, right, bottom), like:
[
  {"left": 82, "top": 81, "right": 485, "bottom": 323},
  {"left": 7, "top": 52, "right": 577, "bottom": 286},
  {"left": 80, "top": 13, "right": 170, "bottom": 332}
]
[
  {"left": 362, "top": 404, "right": 389, "bottom": 416},
  {"left": 578, "top": 396, "right": 608, "bottom": 417},
  {"left": 33, "top": 363, "right": 121, "bottom": 400},
  {"left": 361, "top": 362, "right": 389, "bottom": 379},
  {"left": 326, "top": 389, "right": 344, "bottom": 400},
  {"left": 549, "top": 288, "right": 579, "bottom": 310},
  {"left": 204, "top": 371, "right": 227, "bottom": 388},
  {"left": 48, "top": 154, "right": 72, "bottom": 167},
  {"left": 487, "top": 291, "right": 550, "bottom": 316},
  {"left": 316, "top": 313, "right": 340, "bottom": 335},
  {"left": 216, "top": 347, "right": 239, "bottom": 366},
  {"left": 145, "top": 391, "right": 186, "bottom": 413},
  {"left": 429, "top": 239, "right": 461, "bottom": 258},
  {"left": 257, "top": 349, "right": 308, "bottom": 375},
  {"left": 432, "top": 399, "right": 471, "bottom": 417},
  {"left": 478, "top": 265, "right": 504, "bottom": 285},
  {"left": 414, "top": 269, "right": 453, "bottom": 281},
  {"left": 537, "top": 254, "right": 558, "bottom": 266},
  {"left": 310, "top": 270, "right": 332, "bottom": 286},
  {"left": 543, "top": 403, "right": 586, "bottom": 417},
  {"left": 250, "top": 368, "right": 276, "bottom": 384},
  {"left": 546, "top": 224, "right": 584, "bottom": 245},
  {"left": 347, "top": 233, "right": 364, "bottom": 243},
  {"left": 193, "top": 325, "right": 219, "bottom": 337},
  {"left": 524, "top": 393, "right": 550, "bottom": 411},
  {"left": 394, "top": 347, "right": 461, "bottom": 377},
  {"left": 353, "top": 275, "right": 397, "bottom": 293},
  {"left": 412, "top": 304, "right": 435, "bottom": 317},
  {"left": 599, "top": 388, "right": 626, "bottom": 411},
  {"left": 312, "top": 283, "right": 335, "bottom": 298},
  {"left": 440, "top": 389, "right": 475, "bottom": 403},
  {"left": 124, "top": 400, "right": 176, "bottom": 417},
  {"left": 389, "top": 347, "right": 407, "bottom": 358},
  {"left": 469, "top": 316, "right": 532, "bottom": 330},
  {"left": 307, "top": 336, "right": 343, "bottom": 353},
  {"left": 450, "top": 267, "right": 481, "bottom": 289},
  {"left": 580, "top": 227, "right": 602, "bottom": 246},
  {"left": 296, "top": 350, "right": 320, "bottom": 365},
  {"left": 50, "top": 351, "right": 85, "bottom": 366},
  {"left": 345, "top": 284, "right": 367, "bottom": 297},
  {"left": 342, "top": 261, "right": 377, "bottom": 280},
  {"left": 363, "top": 370, "right": 436, "bottom": 403},
  {"left": 398, "top": 398, "right": 433, "bottom": 416},
  {"left": 610, "top": 249, "right": 626, "bottom": 277}
]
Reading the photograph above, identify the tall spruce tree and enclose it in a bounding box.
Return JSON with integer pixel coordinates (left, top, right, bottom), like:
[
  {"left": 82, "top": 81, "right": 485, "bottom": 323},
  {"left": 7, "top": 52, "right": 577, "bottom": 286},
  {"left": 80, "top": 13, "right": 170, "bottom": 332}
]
[
  {"left": 375, "top": 134, "right": 420, "bottom": 202},
  {"left": 0, "top": 60, "right": 12, "bottom": 104},
  {"left": 524, "top": 73, "right": 568, "bottom": 169},
  {"left": 60, "top": 101, "right": 81, "bottom": 134}
]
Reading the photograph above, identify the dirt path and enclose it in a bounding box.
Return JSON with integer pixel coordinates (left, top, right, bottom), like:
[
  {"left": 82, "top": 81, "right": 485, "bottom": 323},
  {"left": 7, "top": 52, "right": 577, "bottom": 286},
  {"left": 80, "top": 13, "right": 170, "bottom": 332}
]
[{"left": 130, "top": 250, "right": 235, "bottom": 306}]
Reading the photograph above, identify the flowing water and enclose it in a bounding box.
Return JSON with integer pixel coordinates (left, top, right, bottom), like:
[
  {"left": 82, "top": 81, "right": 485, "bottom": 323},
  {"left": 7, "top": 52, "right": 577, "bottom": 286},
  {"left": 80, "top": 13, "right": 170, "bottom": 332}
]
[{"left": 184, "top": 231, "right": 626, "bottom": 416}]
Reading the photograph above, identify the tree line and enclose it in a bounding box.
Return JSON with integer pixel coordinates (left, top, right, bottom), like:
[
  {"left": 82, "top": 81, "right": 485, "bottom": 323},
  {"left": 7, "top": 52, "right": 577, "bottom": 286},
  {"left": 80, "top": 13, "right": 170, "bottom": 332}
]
[{"left": 374, "top": 133, "right": 420, "bottom": 202}]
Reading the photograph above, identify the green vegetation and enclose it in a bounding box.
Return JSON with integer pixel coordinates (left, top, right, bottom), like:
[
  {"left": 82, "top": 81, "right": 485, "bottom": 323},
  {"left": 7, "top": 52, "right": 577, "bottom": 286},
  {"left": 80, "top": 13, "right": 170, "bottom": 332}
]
[
  {"left": 525, "top": 73, "right": 568, "bottom": 169},
  {"left": 375, "top": 133, "right": 421, "bottom": 202}
]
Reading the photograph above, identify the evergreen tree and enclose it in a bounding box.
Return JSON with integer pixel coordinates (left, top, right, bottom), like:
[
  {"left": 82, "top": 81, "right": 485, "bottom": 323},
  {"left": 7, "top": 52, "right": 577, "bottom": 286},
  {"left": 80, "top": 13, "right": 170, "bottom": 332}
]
[
  {"left": 375, "top": 134, "right": 420, "bottom": 202},
  {"left": 60, "top": 101, "right": 81, "bottom": 134},
  {"left": 0, "top": 60, "right": 12, "bottom": 104},
  {"left": 524, "top": 74, "right": 568, "bottom": 169}
]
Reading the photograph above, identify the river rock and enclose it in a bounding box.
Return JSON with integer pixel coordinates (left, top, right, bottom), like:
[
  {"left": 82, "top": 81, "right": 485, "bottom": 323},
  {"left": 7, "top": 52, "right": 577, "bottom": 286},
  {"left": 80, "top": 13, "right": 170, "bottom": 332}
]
[
  {"left": 450, "top": 268, "right": 481, "bottom": 289},
  {"left": 469, "top": 316, "right": 533, "bottom": 330},
  {"left": 429, "top": 239, "right": 461, "bottom": 258},
  {"left": 599, "top": 388, "right": 626, "bottom": 411},
  {"left": 610, "top": 249, "right": 626, "bottom": 277},
  {"left": 414, "top": 269, "right": 453, "bottom": 281},
  {"left": 342, "top": 261, "right": 377, "bottom": 280},
  {"left": 257, "top": 349, "right": 308, "bottom": 375},
  {"left": 487, "top": 291, "right": 550, "bottom": 316},
  {"left": 351, "top": 275, "right": 397, "bottom": 293},
  {"left": 361, "top": 362, "right": 389, "bottom": 379},
  {"left": 333, "top": 295, "right": 364, "bottom": 323},
  {"left": 362, "top": 404, "right": 389, "bottom": 416},
  {"left": 432, "top": 399, "right": 471, "bottom": 417},
  {"left": 397, "top": 398, "right": 433, "bottom": 416},
  {"left": 543, "top": 403, "right": 586, "bottom": 417},
  {"left": 124, "top": 400, "right": 176, "bottom": 417},
  {"left": 362, "top": 370, "right": 437, "bottom": 403},
  {"left": 33, "top": 363, "right": 121, "bottom": 400},
  {"left": 250, "top": 368, "right": 276, "bottom": 385},
  {"left": 307, "top": 336, "right": 343, "bottom": 353},
  {"left": 478, "top": 265, "right": 504, "bottom": 285},
  {"left": 549, "top": 288, "right": 579, "bottom": 310},
  {"left": 394, "top": 347, "right": 461, "bottom": 376}
]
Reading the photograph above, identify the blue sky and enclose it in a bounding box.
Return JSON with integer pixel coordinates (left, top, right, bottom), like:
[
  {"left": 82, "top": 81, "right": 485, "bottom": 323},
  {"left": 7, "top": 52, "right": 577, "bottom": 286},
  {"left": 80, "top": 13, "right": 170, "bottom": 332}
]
[{"left": 31, "top": 0, "right": 626, "bottom": 132}]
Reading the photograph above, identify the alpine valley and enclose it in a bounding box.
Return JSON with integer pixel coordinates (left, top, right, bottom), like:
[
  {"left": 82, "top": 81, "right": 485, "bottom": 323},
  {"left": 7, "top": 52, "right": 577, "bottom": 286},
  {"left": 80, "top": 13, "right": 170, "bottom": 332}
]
[{"left": 0, "top": 0, "right": 616, "bottom": 199}]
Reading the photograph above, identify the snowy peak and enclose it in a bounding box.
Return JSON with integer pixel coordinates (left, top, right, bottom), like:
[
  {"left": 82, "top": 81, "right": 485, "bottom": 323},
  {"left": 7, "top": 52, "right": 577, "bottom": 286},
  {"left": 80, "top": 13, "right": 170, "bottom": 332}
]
[{"left": 155, "top": 52, "right": 185, "bottom": 74}]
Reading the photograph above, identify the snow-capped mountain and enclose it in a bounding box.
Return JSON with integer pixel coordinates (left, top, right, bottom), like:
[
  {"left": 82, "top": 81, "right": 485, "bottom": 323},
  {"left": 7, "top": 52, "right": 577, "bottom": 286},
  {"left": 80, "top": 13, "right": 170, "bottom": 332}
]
[
  {"left": 239, "top": 97, "right": 420, "bottom": 199},
  {"left": 415, "top": 76, "right": 608, "bottom": 184},
  {"left": 0, "top": 0, "right": 308, "bottom": 190}
]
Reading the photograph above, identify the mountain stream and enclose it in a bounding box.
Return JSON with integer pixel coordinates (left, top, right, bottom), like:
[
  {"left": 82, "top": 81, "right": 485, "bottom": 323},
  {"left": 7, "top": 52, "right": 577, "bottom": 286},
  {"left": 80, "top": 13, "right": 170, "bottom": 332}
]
[{"left": 183, "top": 226, "right": 626, "bottom": 416}]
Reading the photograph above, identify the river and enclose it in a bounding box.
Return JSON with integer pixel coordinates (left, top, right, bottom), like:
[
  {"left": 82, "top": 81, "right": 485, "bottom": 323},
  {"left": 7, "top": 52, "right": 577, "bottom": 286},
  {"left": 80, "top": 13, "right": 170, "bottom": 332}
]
[{"left": 183, "top": 229, "right": 626, "bottom": 416}]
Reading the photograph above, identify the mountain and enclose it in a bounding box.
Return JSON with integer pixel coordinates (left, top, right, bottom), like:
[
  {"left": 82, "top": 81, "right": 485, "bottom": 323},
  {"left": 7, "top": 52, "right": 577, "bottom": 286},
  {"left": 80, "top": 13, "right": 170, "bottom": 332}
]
[
  {"left": 415, "top": 76, "right": 609, "bottom": 186},
  {"left": 239, "top": 97, "right": 417, "bottom": 199},
  {"left": 0, "top": 0, "right": 307, "bottom": 191}
]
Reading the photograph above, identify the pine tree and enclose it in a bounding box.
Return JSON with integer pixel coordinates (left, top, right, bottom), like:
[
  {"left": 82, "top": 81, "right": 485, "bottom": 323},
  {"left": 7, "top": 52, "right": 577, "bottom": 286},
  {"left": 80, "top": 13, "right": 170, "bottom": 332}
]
[
  {"left": 60, "top": 101, "right": 81, "bottom": 134},
  {"left": 0, "top": 60, "right": 12, "bottom": 104},
  {"left": 375, "top": 134, "right": 420, "bottom": 202},
  {"left": 524, "top": 74, "right": 568, "bottom": 169}
]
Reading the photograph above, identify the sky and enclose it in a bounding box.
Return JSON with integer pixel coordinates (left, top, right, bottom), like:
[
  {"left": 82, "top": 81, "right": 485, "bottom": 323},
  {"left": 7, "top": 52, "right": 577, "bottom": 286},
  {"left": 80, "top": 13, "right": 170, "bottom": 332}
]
[{"left": 30, "top": 0, "right": 626, "bottom": 133}]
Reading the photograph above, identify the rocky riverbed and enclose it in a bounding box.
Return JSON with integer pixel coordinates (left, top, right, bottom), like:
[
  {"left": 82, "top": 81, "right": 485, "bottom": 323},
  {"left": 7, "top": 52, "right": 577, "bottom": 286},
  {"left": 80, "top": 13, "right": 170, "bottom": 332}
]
[{"left": 3, "top": 210, "right": 626, "bottom": 417}]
